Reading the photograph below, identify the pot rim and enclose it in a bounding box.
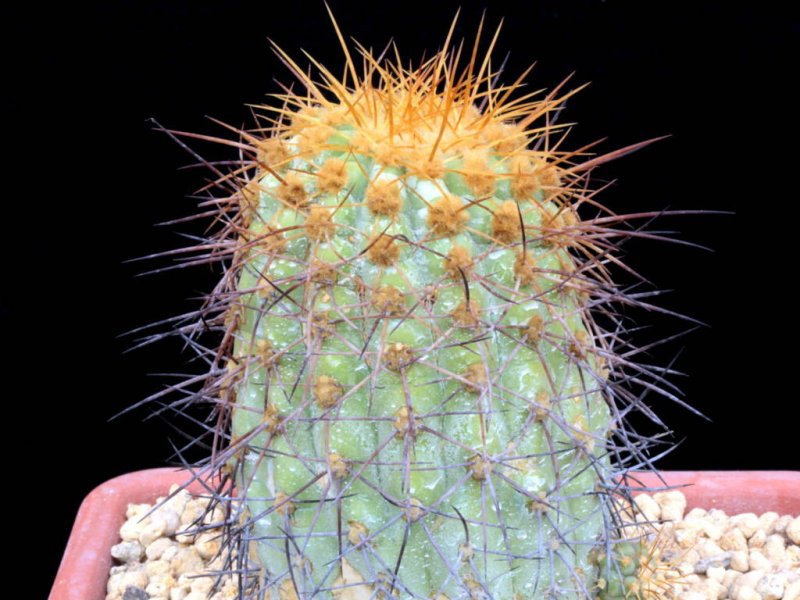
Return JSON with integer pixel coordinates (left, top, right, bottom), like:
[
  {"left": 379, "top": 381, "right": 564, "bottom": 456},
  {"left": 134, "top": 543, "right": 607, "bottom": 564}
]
[{"left": 50, "top": 468, "right": 799, "bottom": 600}]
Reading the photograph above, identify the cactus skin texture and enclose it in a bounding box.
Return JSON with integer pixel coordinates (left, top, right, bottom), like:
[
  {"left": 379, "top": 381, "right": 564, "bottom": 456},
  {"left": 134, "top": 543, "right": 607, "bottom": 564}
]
[{"left": 151, "top": 15, "right": 683, "bottom": 600}]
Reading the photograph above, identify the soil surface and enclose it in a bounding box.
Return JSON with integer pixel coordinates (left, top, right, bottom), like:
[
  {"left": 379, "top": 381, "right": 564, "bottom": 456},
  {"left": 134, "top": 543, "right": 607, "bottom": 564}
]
[{"left": 105, "top": 486, "right": 800, "bottom": 600}]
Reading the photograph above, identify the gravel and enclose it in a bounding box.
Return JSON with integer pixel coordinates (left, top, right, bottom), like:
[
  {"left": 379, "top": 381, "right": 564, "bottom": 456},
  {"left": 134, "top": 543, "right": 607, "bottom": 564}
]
[
  {"left": 105, "top": 486, "right": 800, "bottom": 600},
  {"left": 621, "top": 491, "right": 799, "bottom": 600},
  {"left": 106, "top": 485, "right": 236, "bottom": 600}
]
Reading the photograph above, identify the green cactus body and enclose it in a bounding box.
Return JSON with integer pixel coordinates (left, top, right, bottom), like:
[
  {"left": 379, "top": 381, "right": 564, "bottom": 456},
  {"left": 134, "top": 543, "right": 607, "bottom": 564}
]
[
  {"left": 145, "top": 19, "right": 684, "bottom": 600},
  {"left": 209, "top": 41, "right": 646, "bottom": 598}
]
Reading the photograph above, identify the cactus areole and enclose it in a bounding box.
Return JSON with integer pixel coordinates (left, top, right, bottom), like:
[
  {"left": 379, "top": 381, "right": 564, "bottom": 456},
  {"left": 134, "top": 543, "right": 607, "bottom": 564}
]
[{"left": 153, "top": 14, "right": 684, "bottom": 600}]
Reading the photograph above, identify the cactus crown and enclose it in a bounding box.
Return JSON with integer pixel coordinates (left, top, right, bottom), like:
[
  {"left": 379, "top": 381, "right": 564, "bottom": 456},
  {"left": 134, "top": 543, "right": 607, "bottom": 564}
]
[{"left": 142, "top": 12, "right": 687, "bottom": 600}]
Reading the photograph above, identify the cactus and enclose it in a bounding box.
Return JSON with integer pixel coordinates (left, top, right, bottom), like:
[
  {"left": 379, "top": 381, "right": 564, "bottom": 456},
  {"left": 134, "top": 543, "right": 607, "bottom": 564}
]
[{"left": 146, "top": 13, "right": 687, "bottom": 600}]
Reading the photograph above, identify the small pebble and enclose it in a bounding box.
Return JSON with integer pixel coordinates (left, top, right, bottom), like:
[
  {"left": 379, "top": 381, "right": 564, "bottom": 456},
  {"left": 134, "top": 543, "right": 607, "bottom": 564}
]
[
  {"left": 122, "top": 587, "right": 149, "bottom": 600},
  {"left": 759, "top": 513, "right": 780, "bottom": 534},
  {"left": 749, "top": 549, "right": 771, "bottom": 572},
  {"left": 144, "top": 559, "right": 170, "bottom": 579},
  {"left": 706, "top": 579, "right": 727, "bottom": 599},
  {"left": 709, "top": 509, "right": 729, "bottom": 524},
  {"left": 707, "top": 566, "right": 726, "bottom": 582},
  {"left": 703, "top": 520, "right": 725, "bottom": 541},
  {"left": 146, "top": 575, "right": 174, "bottom": 598},
  {"left": 677, "top": 550, "right": 700, "bottom": 575},
  {"left": 210, "top": 585, "right": 238, "bottom": 600},
  {"left": 170, "top": 547, "right": 204, "bottom": 577},
  {"left": 721, "top": 528, "right": 749, "bottom": 552},
  {"left": 161, "top": 543, "right": 180, "bottom": 563},
  {"left": 732, "top": 570, "right": 767, "bottom": 598},
  {"left": 675, "top": 523, "right": 701, "bottom": 549},
  {"left": 159, "top": 509, "right": 182, "bottom": 537},
  {"left": 773, "top": 515, "right": 793, "bottom": 535},
  {"left": 138, "top": 515, "right": 166, "bottom": 547},
  {"left": 755, "top": 572, "right": 786, "bottom": 600},
  {"left": 119, "top": 518, "right": 141, "bottom": 543},
  {"left": 195, "top": 532, "right": 221, "bottom": 560},
  {"left": 110, "top": 541, "right": 143, "bottom": 564},
  {"left": 730, "top": 550, "right": 750, "bottom": 572},
  {"left": 179, "top": 499, "right": 207, "bottom": 528},
  {"left": 733, "top": 586, "right": 762, "bottom": 600},
  {"left": 698, "top": 539, "right": 726, "bottom": 560},
  {"left": 107, "top": 572, "right": 124, "bottom": 596},
  {"left": 724, "top": 569, "right": 742, "bottom": 588},
  {"left": 126, "top": 504, "right": 150, "bottom": 520},
  {"left": 633, "top": 493, "right": 662, "bottom": 522},
  {"left": 163, "top": 487, "right": 191, "bottom": 516},
  {"left": 731, "top": 513, "right": 760, "bottom": 539},
  {"left": 190, "top": 575, "right": 214, "bottom": 594},
  {"left": 787, "top": 517, "right": 800, "bottom": 545},
  {"left": 120, "top": 569, "right": 148, "bottom": 591},
  {"left": 146, "top": 537, "right": 174, "bottom": 561},
  {"left": 749, "top": 529, "right": 767, "bottom": 549},
  {"left": 654, "top": 490, "right": 687, "bottom": 522},
  {"left": 764, "top": 534, "right": 786, "bottom": 564},
  {"left": 784, "top": 580, "right": 800, "bottom": 600},
  {"left": 175, "top": 527, "right": 196, "bottom": 546}
]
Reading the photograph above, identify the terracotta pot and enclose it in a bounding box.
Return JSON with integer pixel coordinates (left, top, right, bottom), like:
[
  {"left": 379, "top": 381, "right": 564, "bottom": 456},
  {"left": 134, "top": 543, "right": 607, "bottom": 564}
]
[{"left": 50, "top": 469, "right": 799, "bottom": 600}]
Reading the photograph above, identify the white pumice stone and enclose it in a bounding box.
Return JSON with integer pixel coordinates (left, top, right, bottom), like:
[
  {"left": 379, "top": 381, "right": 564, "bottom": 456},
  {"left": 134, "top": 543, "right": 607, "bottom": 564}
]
[
  {"left": 145, "top": 537, "right": 174, "bottom": 561},
  {"left": 655, "top": 490, "right": 688, "bottom": 522},
  {"left": 759, "top": 513, "right": 780, "bottom": 534},
  {"left": 749, "top": 549, "right": 772, "bottom": 572},
  {"left": 138, "top": 515, "right": 166, "bottom": 547},
  {"left": 783, "top": 580, "right": 800, "bottom": 600},
  {"left": 110, "top": 541, "right": 143, "bottom": 564},
  {"left": 731, "top": 550, "right": 751, "bottom": 572},
  {"left": 732, "top": 586, "right": 762, "bottom": 600},
  {"left": 755, "top": 572, "right": 786, "bottom": 600},
  {"left": 633, "top": 493, "right": 662, "bottom": 523},
  {"left": 786, "top": 517, "right": 800, "bottom": 545},
  {"left": 731, "top": 514, "right": 761, "bottom": 539}
]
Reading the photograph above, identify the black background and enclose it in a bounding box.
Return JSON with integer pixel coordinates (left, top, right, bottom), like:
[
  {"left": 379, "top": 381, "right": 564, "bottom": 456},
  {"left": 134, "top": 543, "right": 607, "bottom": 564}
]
[{"left": 5, "top": 1, "right": 797, "bottom": 595}]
